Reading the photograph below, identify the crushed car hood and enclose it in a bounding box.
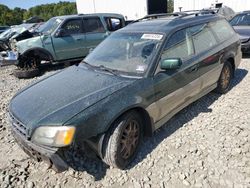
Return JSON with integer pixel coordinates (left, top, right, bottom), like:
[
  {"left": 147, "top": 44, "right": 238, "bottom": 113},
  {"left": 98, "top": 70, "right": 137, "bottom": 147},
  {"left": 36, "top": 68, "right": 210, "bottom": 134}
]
[{"left": 10, "top": 65, "right": 135, "bottom": 129}]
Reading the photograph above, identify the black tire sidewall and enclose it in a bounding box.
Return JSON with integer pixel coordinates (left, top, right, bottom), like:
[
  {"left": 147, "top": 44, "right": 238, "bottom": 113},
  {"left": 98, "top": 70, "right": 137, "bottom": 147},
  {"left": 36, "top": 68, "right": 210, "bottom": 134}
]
[
  {"left": 14, "top": 68, "right": 40, "bottom": 79},
  {"left": 117, "top": 113, "right": 143, "bottom": 168},
  {"left": 217, "top": 62, "right": 233, "bottom": 94},
  {"left": 103, "top": 112, "right": 143, "bottom": 169}
]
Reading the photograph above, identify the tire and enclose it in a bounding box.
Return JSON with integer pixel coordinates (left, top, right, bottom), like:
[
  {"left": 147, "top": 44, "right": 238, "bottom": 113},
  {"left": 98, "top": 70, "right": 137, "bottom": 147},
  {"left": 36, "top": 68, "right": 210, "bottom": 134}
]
[
  {"left": 13, "top": 68, "right": 40, "bottom": 79},
  {"left": 215, "top": 62, "right": 233, "bottom": 94},
  {"left": 103, "top": 111, "right": 143, "bottom": 169}
]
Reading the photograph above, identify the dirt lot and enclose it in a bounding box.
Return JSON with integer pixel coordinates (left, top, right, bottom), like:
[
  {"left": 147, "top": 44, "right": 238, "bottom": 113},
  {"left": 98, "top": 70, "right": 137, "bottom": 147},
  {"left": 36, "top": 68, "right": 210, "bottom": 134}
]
[{"left": 0, "top": 59, "right": 250, "bottom": 188}]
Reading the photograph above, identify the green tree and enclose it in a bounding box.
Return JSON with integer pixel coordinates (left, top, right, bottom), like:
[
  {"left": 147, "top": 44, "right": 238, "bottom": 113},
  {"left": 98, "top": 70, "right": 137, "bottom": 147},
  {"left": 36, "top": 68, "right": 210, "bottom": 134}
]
[
  {"left": 0, "top": 2, "right": 77, "bottom": 25},
  {"left": 24, "top": 2, "right": 77, "bottom": 21},
  {"left": 167, "top": 0, "right": 174, "bottom": 13}
]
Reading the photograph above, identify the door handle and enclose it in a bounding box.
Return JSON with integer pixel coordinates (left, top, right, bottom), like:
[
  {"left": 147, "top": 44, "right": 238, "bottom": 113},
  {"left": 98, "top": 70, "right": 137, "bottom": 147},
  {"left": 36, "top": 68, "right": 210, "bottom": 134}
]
[
  {"left": 76, "top": 38, "right": 83, "bottom": 41},
  {"left": 188, "top": 65, "right": 198, "bottom": 73}
]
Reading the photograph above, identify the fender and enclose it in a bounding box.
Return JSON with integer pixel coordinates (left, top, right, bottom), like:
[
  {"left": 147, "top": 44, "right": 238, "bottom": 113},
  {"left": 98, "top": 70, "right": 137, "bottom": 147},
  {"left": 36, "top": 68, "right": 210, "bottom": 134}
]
[
  {"left": 19, "top": 47, "right": 55, "bottom": 62},
  {"left": 222, "top": 51, "right": 235, "bottom": 64},
  {"left": 84, "top": 104, "right": 153, "bottom": 159}
]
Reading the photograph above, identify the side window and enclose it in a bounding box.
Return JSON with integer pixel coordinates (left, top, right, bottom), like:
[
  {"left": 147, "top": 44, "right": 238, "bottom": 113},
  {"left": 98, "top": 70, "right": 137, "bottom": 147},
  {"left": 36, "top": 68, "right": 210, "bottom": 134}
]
[
  {"left": 189, "top": 24, "right": 217, "bottom": 54},
  {"left": 61, "top": 19, "right": 82, "bottom": 35},
  {"left": 105, "top": 17, "right": 123, "bottom": 31},
  {"left": 162, "top": 29, "right": 194, "bottom": 60},
  {"left": 211, "top": 19, "right": 235, "bottom": 42},
  {"left": 230, "top": 15, "right": 241, "bottom": 26},
  {"left": 84, "top": 17, "right": 105, "bottom": 33}
]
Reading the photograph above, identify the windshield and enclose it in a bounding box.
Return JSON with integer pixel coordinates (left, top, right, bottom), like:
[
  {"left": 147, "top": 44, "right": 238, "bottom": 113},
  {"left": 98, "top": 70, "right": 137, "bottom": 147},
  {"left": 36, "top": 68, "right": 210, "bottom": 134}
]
[
  {"left": 38, "top": 17, "right": 63, "bottom": 34},
  {"left": 230, "top": 14, "right": 250, "bottom": 26},
  {"left": 84, "top": 32, "right": 163, "bottom": 76}
]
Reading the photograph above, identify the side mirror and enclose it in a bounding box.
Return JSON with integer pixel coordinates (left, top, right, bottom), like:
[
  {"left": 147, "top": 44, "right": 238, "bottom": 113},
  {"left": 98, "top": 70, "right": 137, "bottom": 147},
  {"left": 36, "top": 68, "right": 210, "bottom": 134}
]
[
  {"left": 160, "top": 58, "right": 182, "bottom": 70},
  {"left": 55, "top": 28, "right": 67, "bottom": 37}
]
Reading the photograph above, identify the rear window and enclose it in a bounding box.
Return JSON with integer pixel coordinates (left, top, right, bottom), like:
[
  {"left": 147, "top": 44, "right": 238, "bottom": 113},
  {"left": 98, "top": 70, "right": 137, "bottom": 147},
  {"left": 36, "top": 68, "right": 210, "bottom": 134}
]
[
  {"left": 83, "top": 17, "right": 105, "bottom": 33},
  {"left": 189, "top": 24, "right": 217, "bottom": 54},
  {"left": 210, "top": 19, "right": 235, "bottom": 42}
]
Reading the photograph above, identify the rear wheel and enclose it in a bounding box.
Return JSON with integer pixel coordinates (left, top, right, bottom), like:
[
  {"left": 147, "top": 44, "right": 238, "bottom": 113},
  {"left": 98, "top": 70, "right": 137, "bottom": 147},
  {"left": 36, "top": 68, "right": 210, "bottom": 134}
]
[
  {"left": 215, "top": 61, "right": 233, "bottom": 94},
  {"left": 103, "top": 111, "right": 143, "bottom": 169}
]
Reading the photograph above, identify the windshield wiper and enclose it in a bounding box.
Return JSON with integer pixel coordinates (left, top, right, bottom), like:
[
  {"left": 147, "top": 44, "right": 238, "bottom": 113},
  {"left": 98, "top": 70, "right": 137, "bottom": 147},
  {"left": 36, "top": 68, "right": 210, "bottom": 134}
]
[
  {"left": 81, "top": 61, "right": 95, "bottom": 69},
  {"left": 81, "top": 62, "right": 119, "bottom": 76},
  {"left": 96, "top": 65, "right": 119, "bottom": 76}
]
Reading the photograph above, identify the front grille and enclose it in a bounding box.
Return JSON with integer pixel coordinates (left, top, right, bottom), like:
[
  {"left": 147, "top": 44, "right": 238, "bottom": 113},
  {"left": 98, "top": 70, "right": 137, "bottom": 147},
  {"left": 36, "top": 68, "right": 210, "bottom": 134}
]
[{"left": 9, "top": 112, "right": 28, "bottom": 138}]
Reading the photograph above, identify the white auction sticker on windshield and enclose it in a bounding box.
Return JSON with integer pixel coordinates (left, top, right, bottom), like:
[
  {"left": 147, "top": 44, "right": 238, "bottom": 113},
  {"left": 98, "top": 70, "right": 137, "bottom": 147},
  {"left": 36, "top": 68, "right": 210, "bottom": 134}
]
[
  {"left": 141, "top": 34, "right": 163, "bottom": 40},
  {"left": 136, "top": 65, "right": 147, "bottom": 72}
]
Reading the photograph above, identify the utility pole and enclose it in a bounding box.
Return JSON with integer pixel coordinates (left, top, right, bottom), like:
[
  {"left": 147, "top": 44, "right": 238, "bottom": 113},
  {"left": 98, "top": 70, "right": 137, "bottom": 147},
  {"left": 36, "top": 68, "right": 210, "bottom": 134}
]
[{"left": 93, "top": 0, "right": 96, "bottom": 12}]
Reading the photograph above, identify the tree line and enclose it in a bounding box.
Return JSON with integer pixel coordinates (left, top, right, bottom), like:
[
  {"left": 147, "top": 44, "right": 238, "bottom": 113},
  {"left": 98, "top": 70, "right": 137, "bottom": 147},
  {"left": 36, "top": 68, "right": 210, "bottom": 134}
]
[{"left": 0, "top": 1, "right": 77, "bottom": 26}]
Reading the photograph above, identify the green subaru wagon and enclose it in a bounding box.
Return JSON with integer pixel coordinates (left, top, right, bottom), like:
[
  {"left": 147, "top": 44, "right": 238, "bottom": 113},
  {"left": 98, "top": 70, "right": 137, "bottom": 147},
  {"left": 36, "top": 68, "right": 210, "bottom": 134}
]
[{"left": 9, "top": 12, "right": 241, "bottom": 171}]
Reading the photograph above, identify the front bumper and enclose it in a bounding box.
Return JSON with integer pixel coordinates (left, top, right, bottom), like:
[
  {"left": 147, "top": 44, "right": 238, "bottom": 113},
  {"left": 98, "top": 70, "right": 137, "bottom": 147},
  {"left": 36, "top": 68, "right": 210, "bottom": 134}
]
[
  {"left": 11, "top": 127, "right": 69, "bottom": 172},
  {"left": 0, "top": 51, "right": 18, "bottom": 67}
]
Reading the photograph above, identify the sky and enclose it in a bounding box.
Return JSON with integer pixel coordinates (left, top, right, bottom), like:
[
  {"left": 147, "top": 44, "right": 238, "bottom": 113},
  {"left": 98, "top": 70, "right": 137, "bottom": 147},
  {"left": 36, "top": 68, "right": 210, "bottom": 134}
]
[{"left": 0, "top": 0, "right": 76, "bottom": 9}]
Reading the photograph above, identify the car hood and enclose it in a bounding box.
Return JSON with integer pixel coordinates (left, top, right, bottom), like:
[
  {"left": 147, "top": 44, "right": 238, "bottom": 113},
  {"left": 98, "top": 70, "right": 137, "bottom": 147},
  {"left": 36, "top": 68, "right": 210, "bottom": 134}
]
[
  {"left": 233, "top": 26, "right": 250, "bottom": 37},
  {"left": 10, "top": 65, "right": 135, "bottom": 130}
]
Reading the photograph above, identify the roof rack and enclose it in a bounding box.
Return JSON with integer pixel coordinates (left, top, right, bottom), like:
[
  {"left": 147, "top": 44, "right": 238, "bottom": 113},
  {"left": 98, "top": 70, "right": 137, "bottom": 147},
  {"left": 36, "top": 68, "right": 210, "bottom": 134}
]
[
  {"left": 184, "top": 9, "right": 217, "bottom": 15},
  {"left": 131, "top": 10, "right": 217, "bottom": 24},
  {"left": 131, "top": 12, "right": 187, "bottom": 23}
]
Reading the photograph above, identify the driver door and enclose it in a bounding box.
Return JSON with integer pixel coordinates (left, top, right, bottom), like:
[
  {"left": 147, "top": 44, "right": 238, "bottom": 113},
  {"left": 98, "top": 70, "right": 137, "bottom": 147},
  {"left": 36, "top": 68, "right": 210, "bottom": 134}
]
[
  {"left": 52, "top": 18, "right": 85, "bottom": 60},
  {"left": 153, "top": 28, "right": 202, "bottom": 126}
]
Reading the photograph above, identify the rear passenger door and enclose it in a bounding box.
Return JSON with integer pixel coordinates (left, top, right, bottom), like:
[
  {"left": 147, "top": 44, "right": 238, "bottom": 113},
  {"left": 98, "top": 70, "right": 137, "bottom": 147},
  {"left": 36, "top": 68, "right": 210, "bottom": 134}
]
[
  {"left": 82, "top": 17, "right": 108, "bottom": 56},
  {"left": 189, "top": 22, "right": 224, "bottom": 91},
  {"left": 153, "top": 28, "right": 202, "bottom": 125}
]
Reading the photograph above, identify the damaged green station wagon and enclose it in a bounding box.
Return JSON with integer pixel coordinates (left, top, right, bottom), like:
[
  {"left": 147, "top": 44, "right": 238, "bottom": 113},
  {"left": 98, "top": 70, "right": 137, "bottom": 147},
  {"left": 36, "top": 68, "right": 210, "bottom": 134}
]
[{"left": 9, "top": 12, "right": 241, "bottom": 171}]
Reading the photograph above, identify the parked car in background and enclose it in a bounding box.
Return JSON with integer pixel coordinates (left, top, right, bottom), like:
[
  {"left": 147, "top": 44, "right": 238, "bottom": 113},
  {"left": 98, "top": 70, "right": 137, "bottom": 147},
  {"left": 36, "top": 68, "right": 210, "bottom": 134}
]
[
  {"left": 9, "top": 12, "right": 241, "bottom": 171},
  {"left": 13, "top": 13, "right": 125, "bottom": 78},
  {"left": 0, "top": 24, "right": 42, "bottom": 66},
  {"left": 0, "top": 24, "right": 39, "bottom": 52},
  {"left": 216, "top": 6, "right": 235, "bottom": 20},
  {"left": 183, "top": 6, "right": 235, "bottom": 20},
  {"left": 0, "top": 26, "right": 10, "bottom": 34},
  {"left": 23, "top": 16, "right": 44, "bottom": 24},
  {"left": 230, "top": 11, "right": 250, "bottom": 53}
]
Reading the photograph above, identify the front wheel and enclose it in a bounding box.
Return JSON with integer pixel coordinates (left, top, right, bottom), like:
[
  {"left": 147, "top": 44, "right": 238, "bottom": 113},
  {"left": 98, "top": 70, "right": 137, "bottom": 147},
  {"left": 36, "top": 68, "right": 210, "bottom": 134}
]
[
  {"left": 215, "top": 62, "right": 233, "bottom": 94},
  {"left": 103, "top": 111, "right": 143, "bottom": 169},
  {"left": 14, "top": 55, "right": 41, "bottom": 79},
  {"left": 13, "top": 68, "right": 40, "bottom": 79}
]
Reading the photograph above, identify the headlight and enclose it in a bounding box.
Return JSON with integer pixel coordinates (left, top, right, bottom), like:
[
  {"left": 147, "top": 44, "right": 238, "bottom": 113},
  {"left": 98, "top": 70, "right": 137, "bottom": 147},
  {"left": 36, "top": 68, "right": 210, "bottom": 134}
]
[{"left": 32, "top": 126, "right": 75, "bottom": 147}]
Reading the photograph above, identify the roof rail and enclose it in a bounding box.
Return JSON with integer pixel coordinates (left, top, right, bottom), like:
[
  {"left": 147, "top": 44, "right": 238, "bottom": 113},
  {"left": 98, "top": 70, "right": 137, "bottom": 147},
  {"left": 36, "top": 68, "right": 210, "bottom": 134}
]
[
  {"left": 131, "top": 12, "right": 187, "bottom": 23},
  {"left": 183, "top": 9, "right": 217, "bottom": 15},
  {"left": 131, "top": 10, "right": 217, "bottom": 24}
]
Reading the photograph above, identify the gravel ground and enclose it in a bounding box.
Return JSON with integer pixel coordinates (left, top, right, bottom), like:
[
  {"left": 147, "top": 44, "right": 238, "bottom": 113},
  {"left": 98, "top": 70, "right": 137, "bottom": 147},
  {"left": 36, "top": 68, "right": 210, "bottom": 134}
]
[{"left": 0, "top": 59, "right": 249, "bottom": 188}]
